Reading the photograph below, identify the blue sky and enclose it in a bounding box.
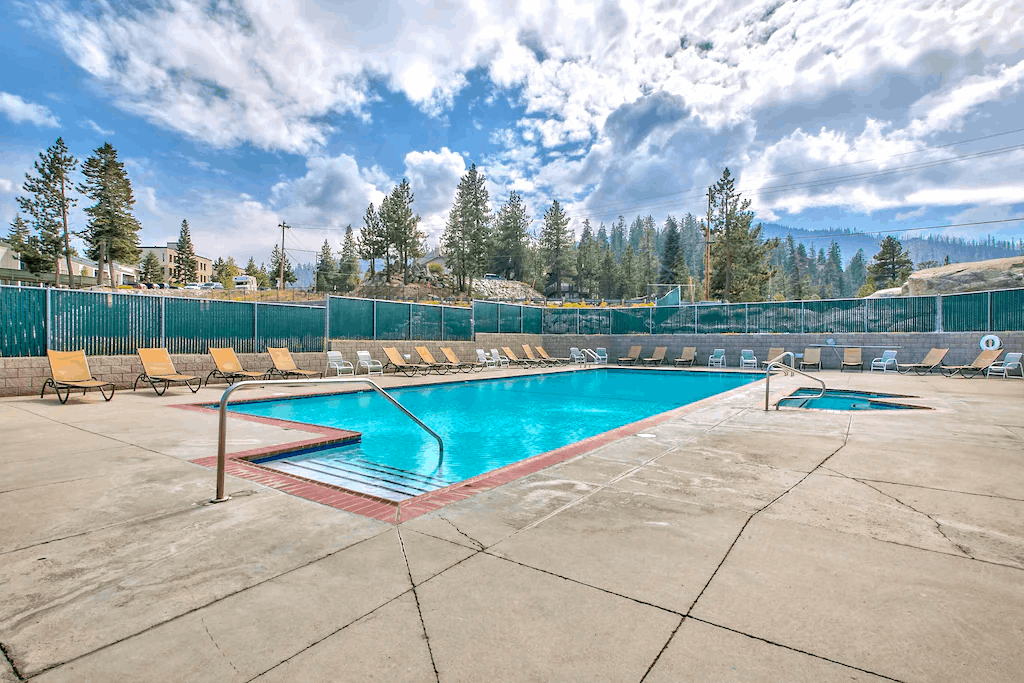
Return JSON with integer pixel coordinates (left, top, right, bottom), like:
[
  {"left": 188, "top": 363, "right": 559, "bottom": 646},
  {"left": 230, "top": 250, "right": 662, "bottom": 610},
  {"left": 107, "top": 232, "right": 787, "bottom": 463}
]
[{"left": 1, "top": 0, "right": 1022, "bottom": 267}]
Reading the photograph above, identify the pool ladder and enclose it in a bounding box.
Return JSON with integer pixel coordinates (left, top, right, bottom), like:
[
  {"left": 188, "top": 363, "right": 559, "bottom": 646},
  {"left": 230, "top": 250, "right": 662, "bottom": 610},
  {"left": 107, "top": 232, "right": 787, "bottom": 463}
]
[
  {"left": 213, "top": 377, "right": 444, "bottom": 503},
  {"left": 764, "top": 352, "right": 827, "bottom": 411}
]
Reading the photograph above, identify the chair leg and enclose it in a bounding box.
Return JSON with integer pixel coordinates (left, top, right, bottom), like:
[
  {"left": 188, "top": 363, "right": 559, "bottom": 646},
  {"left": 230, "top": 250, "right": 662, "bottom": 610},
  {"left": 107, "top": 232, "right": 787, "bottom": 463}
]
[
  {"left": 57, "top": 385, "right": 71, "bottom": 404},
  {"left": 99, "top": 384, "right": 115, "bottom": 401},
  {"left": 40, "top": 378, "right": 53, "bottom": 399}
]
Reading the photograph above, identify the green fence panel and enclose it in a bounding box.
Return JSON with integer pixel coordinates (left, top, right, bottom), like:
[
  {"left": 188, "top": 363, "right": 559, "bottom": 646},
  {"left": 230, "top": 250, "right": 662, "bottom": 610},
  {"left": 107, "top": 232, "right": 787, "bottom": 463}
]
[
  {"left": 991, "top": 289, "right": 1024, "bottom": 331},
  {"left": 165, "top": 297, "right": 255, "bottom": 354},
  {"left": 411, "top": 304, "right": 442, "bottom": 340},
  {"left": 0, "top": 286, "right": 46, "bottom": 357},
  {"left": 652, "top": 305, "right": 695, "bottom": 334},
  {"left": 697, "top": 304, "right": 745, "bottom": 333},
  {"left": 803, "top": 299, "right": 865, "bottom": 333},
  {"left": 747, "top": 301, "right": 802, "bottom": 333},
  {"left": 375, "top": 301, "right": 410, "bottom": 340},
  {"left": 329, "top": 297, "right": 374, "bottom": 339},
  {"left": 543, "top": 308, "right": 577, "bottom": 334},
  {"left": 474, "top": 301, "right": 498, "bottom": 333},
  {"left": 580, "top": 308, "right": 612, "bottom": 335},
  {"left": 258, "top": 303, "right": 324, "bottom": 352},
  {"left": 50, "top": 290, "right": 161, "bottom": 355},
  {"left": 611, "top": 308, "right": 650, "bottom": 334},
  {"left": 868, "top": 296, "right": 936, "bottom": 332},
  {"left": 498, "top": 304, "right": 522, "bottom": 333},
  {"left": 522, "top": 306, "right": 543, "bottom": 334},
  {"left": 941, "top": 292, "right": 987, "bottom": 332},
  {"left": 442, "top": 307, "right": 472, "bottom": 340}
]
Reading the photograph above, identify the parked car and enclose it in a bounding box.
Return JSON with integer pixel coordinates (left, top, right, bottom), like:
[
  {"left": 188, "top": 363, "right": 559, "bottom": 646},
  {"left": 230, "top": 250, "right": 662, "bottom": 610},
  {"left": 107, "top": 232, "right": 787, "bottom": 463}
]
[
  {"left": 184, "top": 283, "right": 201, "bottom": 290},
  {"left": 483, "top": 273, "right": 505, "bottom": 280},
  {"left": 200, "top": 282, "right": 224, "bottom": 289}
]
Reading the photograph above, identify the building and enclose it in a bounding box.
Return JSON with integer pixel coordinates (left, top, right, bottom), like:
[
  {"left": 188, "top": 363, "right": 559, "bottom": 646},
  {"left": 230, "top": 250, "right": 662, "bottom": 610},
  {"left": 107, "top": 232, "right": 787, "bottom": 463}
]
[
  {"left": 138, "top": 242, "right": 214, "bottom": 283},
  {"left": 0, "top": 241, "right": 21, "bottom": 270},
  {"left": 57, "top": 255, "right": 138, "bottom": 286},
  {"left": 0, "top": 241, "right": 138, "bottom": 286}
]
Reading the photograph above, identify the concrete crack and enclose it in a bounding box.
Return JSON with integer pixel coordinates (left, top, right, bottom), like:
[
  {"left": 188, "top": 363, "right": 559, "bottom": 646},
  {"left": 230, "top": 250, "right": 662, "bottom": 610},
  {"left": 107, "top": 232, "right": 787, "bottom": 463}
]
[
  {"left": 201, "top": 618, "right": 240, "bottom": 676},
  {"left": 397, "top": 529, "right": 440, "bottom": 683},
  {"left": 638, "top": 616, "right": 684, "bottom": 682},
  {"left": 437, "top": 515, "right": 484, "bottom": 550},
  {"left": 0, "top": 641, "right": 25, "bottom": 681}
]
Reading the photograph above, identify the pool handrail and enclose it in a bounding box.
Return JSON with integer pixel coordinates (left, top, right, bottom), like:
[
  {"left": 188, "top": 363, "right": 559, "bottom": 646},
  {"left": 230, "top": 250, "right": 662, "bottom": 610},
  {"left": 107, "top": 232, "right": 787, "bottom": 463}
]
[
  {"left": 764, "top": 353, "right": 826, "bottom": 411},
  {"left": 213, "top": 377, "right": 444, "bottom": 502}
]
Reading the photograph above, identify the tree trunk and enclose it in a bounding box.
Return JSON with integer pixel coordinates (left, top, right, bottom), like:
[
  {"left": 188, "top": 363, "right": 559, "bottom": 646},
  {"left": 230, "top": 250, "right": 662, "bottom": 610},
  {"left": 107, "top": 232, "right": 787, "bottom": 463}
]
[
  {"left": 96, "top": 241, "right": 105, "bottom": 286},
  {"left": 60, "top": 175, "right": 74, "bottom": 288}
]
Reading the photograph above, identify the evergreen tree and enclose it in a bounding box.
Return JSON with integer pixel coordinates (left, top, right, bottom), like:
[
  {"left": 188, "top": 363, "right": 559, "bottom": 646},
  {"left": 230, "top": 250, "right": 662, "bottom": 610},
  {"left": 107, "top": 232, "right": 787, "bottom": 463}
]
[
  {"left": 246, "top": 257, "right": 271, "bottom": 289},
  {"left": 619, "top": 246, "right": 641, "bottom": 298},
  {"left": 214, "top": 256, "right": 239, "bottom": 286},
  {"left": 441, "top": 165, "right": 489, "bottom": 293},
  {"left": 172, "top": 220, "right": 198, "bottom": 283},
  {"left": 5, "top": 215, "right": 50, "bottom": 274},
  {"left": 679, "top": 213, "right": 704, "bottom": 283},
  {"left": 599, "top": 248, "right": 619, "bottom": 299},
  {"left": 78, "top": 143, "right": 141, "bottom": 286},
  {"left": 17, "top": 138, "right": 78, "bottom": 286},
  {"left": 707, "top": 168, "right": 779, "bottom": 301},
  {"left": 867, "top": 236, "right": 913, "bottom": 289},
  {"left": 638, "top": 218, "right": 658, "bottom": 290},
  {"left": 659, "top": 216, "right": 681, "bottom": 283},
  {"left": 358, "top": 203, "right": 386, "bottom": 278},
  {"left": 140, "top": 250, "right": 163, "bottom": 283},
  {"left": 628, "top": 216, "right": 644, "bottom": 254},
  {"left": 596, "top": 223, "right": 609, "bottom": 250},
  {"left": 380, "top": 179, "right": 424, "bottom": 285},
  {"left": 269, "top": 245, "right": 296, "bottom": 287},
  {"left": 315, "top": 240, "right": 337, "bottom": 292},
  {"left": 539, "top": 200, "right": 574, "bottom": 296},
  {"left": 338, "top": 225, "right": 360, "bottom": 292},
  {"left": 823, "top": 240, "right": 845, "bottom": 298},
  {"left": 610, "top": 216, "right": 627, "bottom": 260},
  {"left": 575, "top": 220, "right": 600, "bottom": 296},
  {"left": 490, "top": 190, "right": 530, "bottom": 281}
]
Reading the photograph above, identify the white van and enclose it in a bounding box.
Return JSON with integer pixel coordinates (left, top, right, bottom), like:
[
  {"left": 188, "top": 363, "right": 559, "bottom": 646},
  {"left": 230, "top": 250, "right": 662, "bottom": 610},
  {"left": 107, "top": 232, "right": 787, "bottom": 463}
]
[{"left": 233, "top": 275, "right": 258, "bottom": 292}]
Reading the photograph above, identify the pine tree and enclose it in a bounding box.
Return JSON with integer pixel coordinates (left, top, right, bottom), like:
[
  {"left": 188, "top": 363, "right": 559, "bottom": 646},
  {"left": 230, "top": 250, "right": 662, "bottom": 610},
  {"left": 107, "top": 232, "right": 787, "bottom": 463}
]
[
  {"left": 659, "top": 216, "right": 681, "bottom": 283},
  {"left": 638, "top": 218, "right": 658, "bottom": 291},
  {"left": 628, "top": 216, "right": 644, "bottom": 254},
  {"left": 358, "top": 203, "right": 385, "bottom": 278},
  {"left": 172, "top": 220, "right": 198, "bottom": 283},
  {"left": 338, "top": 225, "right": 360, "bottom": 292},
  {"left": 540, "top": 200, "right": 573, "bottom": 296},
  {"left": 679, "top": 213, "right": 704, "bottom": 283},
  {"left": 315, "top": 240, "right": 337, "bottom": 292},
  {"left": 140, "top": 250, "right": 163, "bottom": 283},
  {"left": 246, "top": 257, "right": 271, "bottom": 289},
  {"left": 380, "top": 179, "right": 424, "bottom": 285},
  {"left": 17, "top": 137, "right": 78, "bottom": 286},
  {"left": 5, "top": 215, "right": 50, "bottom": 274},
  {"left": 599, "top": 248, "right": 619, "bottom": 299},
  {"left": 78, "top": 143, "right": 141, "bottom": 286},
  {"left": 211, "top": 256, "right": 238, "bottom": 286},
  {"left": 867, "top": 236, "right": 913, "bottom": 290},
  {"left": 269, "top": 245, "right": 296, "bottom": 287},
  {"left": 707, "top": 168, "right": 779, "bottom": 301},
  {"left": 575, "top": 220, "right": 600, "bottom": 296},
  {"left": 441, "top": 165, "right": 489, "bottom": 293},
  {"left": 619, "top": 246, "right": 640, "bottom": 298},
  {"left": 489, "top": 190, "right": 530, "bottom": 281},
  {"left": 610, "top": 216, "right": 627, "bottom": 260},
  {"left": 824, "top": 241, "right": 845, "bottom": 298},
  {"left": 596, "top": 223, "right": 609, "bottom": 250}
]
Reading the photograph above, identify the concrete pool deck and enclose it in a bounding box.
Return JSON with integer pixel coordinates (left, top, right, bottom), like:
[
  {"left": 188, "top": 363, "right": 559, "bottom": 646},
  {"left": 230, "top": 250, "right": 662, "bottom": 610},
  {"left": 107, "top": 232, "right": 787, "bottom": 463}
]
[{"left": 1, "top": 366, "right": 1022, "bottom": 682}]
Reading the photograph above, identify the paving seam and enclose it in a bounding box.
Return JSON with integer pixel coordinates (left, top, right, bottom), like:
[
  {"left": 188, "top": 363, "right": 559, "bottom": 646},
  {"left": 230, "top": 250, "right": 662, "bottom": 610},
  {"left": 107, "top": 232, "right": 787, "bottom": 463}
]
[
  {"left": 0, "top": 641, "right": 25, "bottom": 681},
  {"left": 396, "top": 528, "right": 440, "bottom": 683},
  {"left": 637, "top": 616, "right": 684, "bottom": 683},
  {"left": 818, "top": 469, "right": 1024, "bottom": 502}
]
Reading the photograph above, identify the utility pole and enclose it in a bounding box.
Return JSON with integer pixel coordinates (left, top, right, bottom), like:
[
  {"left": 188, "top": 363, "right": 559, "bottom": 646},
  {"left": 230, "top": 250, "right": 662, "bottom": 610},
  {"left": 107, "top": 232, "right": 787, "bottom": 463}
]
[
  {"left": 278, "top": 221, "right": 289, "bottom": 293},
  {"left": 704, "top": 186, "right": 712, "bottom": 301}
]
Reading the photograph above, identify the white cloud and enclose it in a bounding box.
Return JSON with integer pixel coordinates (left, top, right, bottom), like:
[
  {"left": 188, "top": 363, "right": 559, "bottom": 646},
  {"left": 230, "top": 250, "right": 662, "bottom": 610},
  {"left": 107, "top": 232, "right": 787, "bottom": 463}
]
[
  {"left": 402, "top": 148, "right": 468, "bottom": 243},
  {"left": 0, "top": 92, "right": 60, "bottom": 127},
  {"left": 0, "top": 178, "right": 14, "bottom": 193},
  {"left": 79, "top": 119, "right": 113, "bottom": 136}
]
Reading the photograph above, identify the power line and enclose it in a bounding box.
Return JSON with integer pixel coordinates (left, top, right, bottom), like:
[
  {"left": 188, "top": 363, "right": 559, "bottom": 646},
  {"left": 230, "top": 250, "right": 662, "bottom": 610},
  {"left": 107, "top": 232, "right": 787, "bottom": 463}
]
[{"left": 765, "top": 217, "right": 1024, "bottom": 241}]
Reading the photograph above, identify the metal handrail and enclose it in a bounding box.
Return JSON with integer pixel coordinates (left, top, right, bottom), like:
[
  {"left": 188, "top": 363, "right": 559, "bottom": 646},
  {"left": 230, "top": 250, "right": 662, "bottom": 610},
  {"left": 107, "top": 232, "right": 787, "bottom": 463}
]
[
  {"left": 213, "top": 377, "right": 444, "bottom": 502},
  {"left": 764, "top": 353, "right": 827, "bottom": 411}
]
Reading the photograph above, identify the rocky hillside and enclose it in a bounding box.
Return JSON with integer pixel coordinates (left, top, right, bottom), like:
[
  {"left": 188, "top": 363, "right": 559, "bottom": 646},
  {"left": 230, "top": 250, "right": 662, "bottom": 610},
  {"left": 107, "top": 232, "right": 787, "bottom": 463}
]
[{"left": 903, "top": 256, "right": 1024, "bottom": 295}]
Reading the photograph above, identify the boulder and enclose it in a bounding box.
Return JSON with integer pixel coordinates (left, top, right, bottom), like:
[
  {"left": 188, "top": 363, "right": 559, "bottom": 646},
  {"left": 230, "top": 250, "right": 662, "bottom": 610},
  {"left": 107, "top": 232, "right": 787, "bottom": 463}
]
[
  {"left": 903, "top": 256, "right": 1024, "bottom": 296},
  {"left": 867, "top": 286, "right": 904, "bottom": 298}
]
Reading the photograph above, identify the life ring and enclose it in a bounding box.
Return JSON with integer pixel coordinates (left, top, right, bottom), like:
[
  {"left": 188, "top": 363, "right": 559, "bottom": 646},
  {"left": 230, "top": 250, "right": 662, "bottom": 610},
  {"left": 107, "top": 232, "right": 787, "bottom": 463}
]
[{"left": 980, "top": 334, "right": 1001, "bottom": 350}]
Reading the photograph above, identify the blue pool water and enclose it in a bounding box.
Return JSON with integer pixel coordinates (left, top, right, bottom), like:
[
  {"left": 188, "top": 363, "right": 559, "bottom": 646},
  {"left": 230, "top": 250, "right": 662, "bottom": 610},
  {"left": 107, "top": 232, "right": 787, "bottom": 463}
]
[
  {"left": 226, "top": 370, "right": 755, "bottom": 494},
  {"left": 777, "top": 388, "right": 921, "bottom": 411}
]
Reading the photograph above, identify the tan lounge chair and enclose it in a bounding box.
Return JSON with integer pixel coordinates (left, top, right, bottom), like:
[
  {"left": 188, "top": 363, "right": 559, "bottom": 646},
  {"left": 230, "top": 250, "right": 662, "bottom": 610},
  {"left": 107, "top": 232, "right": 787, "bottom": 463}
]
[
  {"left": 674, "top": 347, "right": 697, "bottom": 366},
  {"left": 522, "top": 344, "right": 555, "bottom": 366},
  {"left": 940, "top": 349, "right": 1002, "bottom": 378},
  {"left": 762, "top": 347, "right": 786, "bottom": 368},
  {"left": 800, "top": 348, "right": 821, "bottom": 371},
  {"left": 415, "top": 346, "right": 455, "bottom": 374},
  {"left": 840, "top": 348, "right": 863, "bottom": 372},
  {"left": 502, "top": 346, "right": 542, "bottom": 367},
  {"left": 267, "top": 347, "right": 323, "bottom": 380},
  {"left": 618, "top": 346, "right": 642, "bottom": 365},
  {"left": 40, "top": 349, "right": 115, "bottom": 404},
  {"left": 898, "top": 348, "right": 948, "bottom": 375},
  {"left": 536, "top": 346, "right": 569, "bottom": 364},
  {"left": 207, "top": 347, "right": 268, "bottom": 386},
  {"left": 382, "top": 347, "right": 430, "bottom": 376},
  {"left": 134, "top": 348, "right": 199, "bottom": 395},
  {"left": 641, "top": 346, "right": 667, "bottom": 366},
  {"left": 440, "top": 347, "right": 484, "bottom": 373}
]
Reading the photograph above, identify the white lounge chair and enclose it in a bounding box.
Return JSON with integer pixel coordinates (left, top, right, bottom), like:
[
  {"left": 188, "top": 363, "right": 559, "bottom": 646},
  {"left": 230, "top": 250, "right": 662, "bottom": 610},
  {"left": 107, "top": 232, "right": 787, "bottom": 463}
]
[
  {"left": 708, "top": 349, "right": 726, "bottom": 367},
  {"left": 594, "top": 348, "right": 608, "bottom": 364},
  {"left": 476, "top": 348, "right": 497, "bottom": 368},
  {"left": 987, "top": 352, "right": 1022, "bottom": 379},
  {"left": 870, "top": 350, "right": 899, "bottom": 373},
  {"left": 326, "top": 351, "right": 354, "bottom": 376},
  {"left": 356, "top": 350, "right": 383, "bottom": 376},
  {"left": 489, "top": 348, "right": 510, "bottom": 368},
  {"left": 739, "top": 349, "right": 757, "bottom": 369},
  {"left": 569, "top": 347, "right": 587, "bottom": 365}
]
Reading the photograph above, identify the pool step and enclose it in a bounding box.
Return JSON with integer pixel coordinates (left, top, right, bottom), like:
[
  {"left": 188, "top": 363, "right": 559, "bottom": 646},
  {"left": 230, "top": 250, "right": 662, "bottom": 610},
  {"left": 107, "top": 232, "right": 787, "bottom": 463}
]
[{"left": 270, "top": 455, "right": 449, "bottom": 501}]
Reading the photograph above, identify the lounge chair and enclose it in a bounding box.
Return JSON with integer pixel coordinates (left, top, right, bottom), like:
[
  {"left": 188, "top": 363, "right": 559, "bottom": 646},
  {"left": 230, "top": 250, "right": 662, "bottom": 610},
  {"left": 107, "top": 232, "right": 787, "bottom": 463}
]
[
  {"left": 502, "top": 346, "right": 542, "bottom": 367},
  {"left": 594, "top": 348, "right": 609, "bottom": 364},
  {"left": 134, "top": 347, "right": 199, "bottom": 395},
  {"left": 357, "top": 351, "right": 383, "bottom": 376},
  {"left": 898, "top": 348, "right": 948, "bottom": 375},
  {"left": 207, "top": 347, "right": 268, "bottom": 386},
  {"left": 618, "top": 346, "right": 642, "bottom": 365},
  {"left": 415, "top": 346, "right": 455, "bottom": 374},
  {"left": 382, "top": 347, "right": 430, "bottom": 376},
  {"left": 569, "top": 347, "right": 587, "bottom": 364},
  {"left": 536, "top": 346, "right": 569, "bottom": 365},
  {"left": 674, "top": 347, "right": 697, "bottom": 366},
  {"left": 441, "top": 347, "right": 483, "bottom": 372},
  {"left": 941, "top": 349, "right": 1003, "bottom": 378},
  {"left": 739, "top": 349, "right": 758, "bottom": 369},
  {"left": 267, "top": 347, "right": 323, "bottom": 380},
  {"left": 708, "top": 349, "right": 726, "bottom": 367},
  {"left": 41, "top": 349, "right": 115, "bottom": 404},
  {"left": 477, "top": 348, "right": 498, "bottom": 368},
  {"left": 841, "top": 348, "right": 863, "bottom": 372},
  {"left": 522, "top": 344, "right": 555, "bottom": 366},
  {"left": 762, "top": 347, "right": 786, "bottom": 369},
  {"left": 870, "top": 350, "right": 899, "bottom": 373},
  {"left": 987, "top": 352, "right": 1023, "bottom": 379},
  {"left": 800, "top": 348, "right": 822, "bottom": 371},
  {"left": 641, "top": 347, "right": 667, "bottom": 366},
  {"left": 326, "top": 351, "right": 354, "bottom": 376},
  {"left": 489, "top": 349, "right": 510, "bottom": 368}
]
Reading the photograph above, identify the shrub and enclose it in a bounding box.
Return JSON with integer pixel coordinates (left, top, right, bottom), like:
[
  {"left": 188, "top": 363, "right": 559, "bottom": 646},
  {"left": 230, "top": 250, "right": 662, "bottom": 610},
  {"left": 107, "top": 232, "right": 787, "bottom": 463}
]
[{"left": 428, "top": 263, "right": 443, "bottom": 275}]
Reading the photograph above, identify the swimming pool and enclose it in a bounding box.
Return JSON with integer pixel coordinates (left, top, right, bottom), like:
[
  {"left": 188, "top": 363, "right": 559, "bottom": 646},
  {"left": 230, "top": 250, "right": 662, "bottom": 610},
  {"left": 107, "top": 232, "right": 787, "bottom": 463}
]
[
  {"left": 776, "top": 388, "right": 924, "bottom": 411},
  {"left": 224, "top": 369, "right": 756, "bottom": 499}
]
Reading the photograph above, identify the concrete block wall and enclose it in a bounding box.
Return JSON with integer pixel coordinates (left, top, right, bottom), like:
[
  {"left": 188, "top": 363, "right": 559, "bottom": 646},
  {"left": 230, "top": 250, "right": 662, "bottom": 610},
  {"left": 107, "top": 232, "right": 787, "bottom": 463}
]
[{"left": 326, "top": 333, "right": 544, "bottom": 363}]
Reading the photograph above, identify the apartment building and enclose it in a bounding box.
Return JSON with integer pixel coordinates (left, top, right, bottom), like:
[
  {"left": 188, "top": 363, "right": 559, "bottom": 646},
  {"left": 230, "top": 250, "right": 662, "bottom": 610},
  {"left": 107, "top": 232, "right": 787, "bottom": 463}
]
[{"left": 138, "top": 242, "right": 213, "bottom": 283}]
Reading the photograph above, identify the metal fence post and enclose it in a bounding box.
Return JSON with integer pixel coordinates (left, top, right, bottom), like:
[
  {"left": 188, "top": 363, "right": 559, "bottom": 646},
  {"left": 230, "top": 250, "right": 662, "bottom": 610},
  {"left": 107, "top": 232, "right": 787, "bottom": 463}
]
[
  {"left": 935, "top": 295, "right": 943, "bottom": 333},
  {"left": 576, "top": 309, "right": 581, "bottom": 335},
  {"left": 863, "top": 300, "right": 869, "bottom": 333},
  {"left": 745, "top": 303, "right": 749, "bottom": 333},
  {"left": 45, "top": 287, "right": 52, "bottom": 351},
  {"left": 520, "top": 305, "right": 524, "bottom": 334},
  {"left": 440, "top": 306, "right": 445, "bottom": 341},
  {"left": 800, "top": 301, "right": 805, "bottom": 333},
  {"left": 987, "top": 291, "right": 992, "bottom": 332},
  {"left": 324, "top": 295, "right": 330, "bottom": 350},
  {"left": 372, "top": 300, "right": 377, "bottom": 340},
  {"left": 694, "top": 303, "right": 698, "bottom": 333},
  {"left": 649, "top": 306, "right": 654, "bottom": 335},
  {"left": 253, "top": 301, "right": 259, "bottom": 353},
  {"left": 408, "top": 303, "right": 413, "bottom": 340},
  {"left": 160, "top": 296, "right": 166, "bottom": 348}
]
